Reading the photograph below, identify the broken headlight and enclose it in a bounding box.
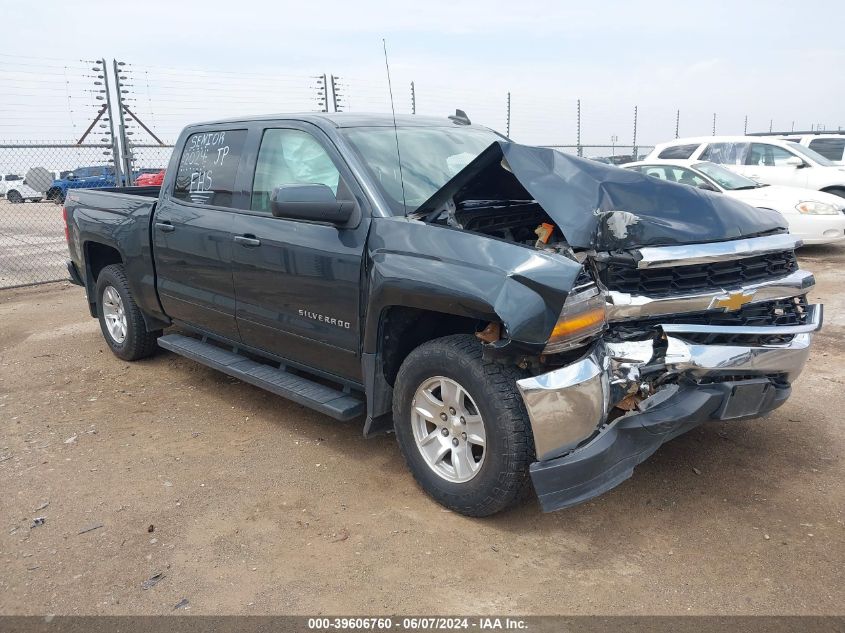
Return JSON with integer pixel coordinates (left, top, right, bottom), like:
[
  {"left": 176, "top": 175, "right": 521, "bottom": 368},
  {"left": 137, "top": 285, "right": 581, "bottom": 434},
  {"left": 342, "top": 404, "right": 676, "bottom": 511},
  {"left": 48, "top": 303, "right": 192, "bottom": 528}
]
[{"left": 544, "top": 280, "right": 607, "bottom": 354}]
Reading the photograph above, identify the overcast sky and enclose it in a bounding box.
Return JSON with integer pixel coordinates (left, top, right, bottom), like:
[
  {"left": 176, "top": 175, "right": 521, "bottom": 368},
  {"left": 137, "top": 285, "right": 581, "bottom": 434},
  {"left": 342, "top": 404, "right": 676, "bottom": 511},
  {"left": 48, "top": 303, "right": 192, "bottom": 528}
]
[{"left": 2, "top": 0, "right": 843, "bottom": 147}]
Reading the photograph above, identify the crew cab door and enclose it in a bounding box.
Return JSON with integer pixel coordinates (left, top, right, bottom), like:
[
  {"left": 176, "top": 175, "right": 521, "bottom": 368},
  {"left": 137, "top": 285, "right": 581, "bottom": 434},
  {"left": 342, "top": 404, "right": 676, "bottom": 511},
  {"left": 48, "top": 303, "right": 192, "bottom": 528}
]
[
  {"left": 229, "top": 123, "right": 369, "bottom": 382},
  {"left": 152, "top": 128, "right": 248, "bottom": 340}
]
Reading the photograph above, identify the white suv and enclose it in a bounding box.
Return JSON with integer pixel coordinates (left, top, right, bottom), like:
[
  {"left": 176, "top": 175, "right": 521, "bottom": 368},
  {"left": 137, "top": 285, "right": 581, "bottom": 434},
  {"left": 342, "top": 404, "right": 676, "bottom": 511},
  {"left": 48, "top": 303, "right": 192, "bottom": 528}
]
[
  {"left": 647, "top": 136, "right": 845, "bottom": 198},
  {"left": 0, "top": 174, "right": 42, "bottom": 203},
  {"left": 752, "top": 133, "right": 845, "bottom": 164}
]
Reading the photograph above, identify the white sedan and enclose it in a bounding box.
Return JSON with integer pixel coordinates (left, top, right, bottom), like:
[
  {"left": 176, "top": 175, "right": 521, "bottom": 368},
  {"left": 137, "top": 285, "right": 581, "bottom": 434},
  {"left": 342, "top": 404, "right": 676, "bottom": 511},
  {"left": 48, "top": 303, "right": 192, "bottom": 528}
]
[{"left": 623, "top": 159, "right": 845, "bottom": 245}]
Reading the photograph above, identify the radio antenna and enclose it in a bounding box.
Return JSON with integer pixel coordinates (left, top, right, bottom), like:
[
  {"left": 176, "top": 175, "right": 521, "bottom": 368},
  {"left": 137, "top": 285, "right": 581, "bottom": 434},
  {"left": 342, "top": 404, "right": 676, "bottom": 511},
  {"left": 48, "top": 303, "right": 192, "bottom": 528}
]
[{"left": 383, "top": 38, "right": 408, "bottom": 217}]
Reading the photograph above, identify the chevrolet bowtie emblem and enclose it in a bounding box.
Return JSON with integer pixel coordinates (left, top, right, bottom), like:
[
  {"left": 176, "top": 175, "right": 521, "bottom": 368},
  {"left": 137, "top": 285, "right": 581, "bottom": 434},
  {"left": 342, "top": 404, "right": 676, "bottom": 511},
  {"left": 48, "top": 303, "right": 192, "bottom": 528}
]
[{"left": 711, "top": 290, "right": 756, "bottom": 311}]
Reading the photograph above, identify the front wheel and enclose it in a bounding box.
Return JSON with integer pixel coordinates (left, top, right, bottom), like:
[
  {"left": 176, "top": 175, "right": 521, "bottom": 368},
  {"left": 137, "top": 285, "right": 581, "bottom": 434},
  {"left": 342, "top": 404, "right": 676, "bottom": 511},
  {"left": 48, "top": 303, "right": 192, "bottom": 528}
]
[
  {"left": 393, "top": 334, "right": 534, "bottom": 517},
  {"left": 96, "top": 264, "right": 161, "bottom": 361},
  {"left": 7, "top": 190, "right": 23, "bottom": 203}
]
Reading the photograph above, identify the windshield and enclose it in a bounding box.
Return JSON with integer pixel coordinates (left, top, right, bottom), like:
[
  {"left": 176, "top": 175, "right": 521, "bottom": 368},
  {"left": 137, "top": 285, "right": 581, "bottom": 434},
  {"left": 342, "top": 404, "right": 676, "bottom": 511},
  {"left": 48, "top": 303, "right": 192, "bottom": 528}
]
[
  {"left": 340, "top": 126, "right": 504, "bottom": 214},
  {"left": 786, "top": 142, "right": 836, "bottom": 167},
  {"left": 694, "top": 162, "right": 760, "bottom": 190}
]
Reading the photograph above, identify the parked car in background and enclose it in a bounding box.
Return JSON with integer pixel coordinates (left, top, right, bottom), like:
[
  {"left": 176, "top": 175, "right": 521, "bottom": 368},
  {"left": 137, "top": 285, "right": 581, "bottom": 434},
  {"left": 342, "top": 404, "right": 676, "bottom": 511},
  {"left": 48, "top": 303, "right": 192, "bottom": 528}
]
[
  {"left": 647, "top": 136, "right": 845, "bottom": 198},
  {"left": 1, "top": 174, "right": 23, "bottom": 197},
  {"left": 590, "top": 154, "right": 635, "bottom": 166},
  {"left": 5, "top": 181, "right": 43, "bottom": 203},
  {"left": 46, "top": 166, "right": 122, "bottom": 204},
  {"left": 134, "top": 169, "right": 165, "bottom": 187},
  {"left": 624, "top": 160, "right": 845, "bottom": 245},
  {"left": 748, "top": 131, "right": 845, "bottom": 164}
]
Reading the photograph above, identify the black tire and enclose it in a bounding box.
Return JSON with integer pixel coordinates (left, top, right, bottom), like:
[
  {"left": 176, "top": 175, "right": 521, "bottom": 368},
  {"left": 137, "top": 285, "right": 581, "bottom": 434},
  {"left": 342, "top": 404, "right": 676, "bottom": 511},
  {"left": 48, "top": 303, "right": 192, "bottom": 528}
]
[
  {"left": 7, "top": 190, "right": 23, "bottom": 204},
  {"left": 95, "top": 264, "right": 160, "bottom": 361},
  {"left": 32, "top": 198, "right": 42, "bottom": 203},
  {"left": 393, "top": 334, "right": 534, "bottom": 517}
]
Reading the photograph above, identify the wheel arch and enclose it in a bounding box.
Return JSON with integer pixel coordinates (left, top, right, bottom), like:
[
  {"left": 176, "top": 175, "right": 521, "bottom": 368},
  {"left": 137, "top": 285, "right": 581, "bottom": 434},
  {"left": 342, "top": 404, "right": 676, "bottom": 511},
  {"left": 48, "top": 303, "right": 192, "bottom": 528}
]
[{"left": 361, "top": 304, "right": 495, "bottom": 438}]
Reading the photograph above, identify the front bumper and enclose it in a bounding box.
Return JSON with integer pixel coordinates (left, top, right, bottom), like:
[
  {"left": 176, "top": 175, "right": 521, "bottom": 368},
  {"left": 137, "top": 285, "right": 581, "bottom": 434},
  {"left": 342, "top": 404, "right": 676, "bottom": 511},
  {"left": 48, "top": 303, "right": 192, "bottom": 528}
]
[
  {"left": 788, "top": 213, "right": 845, "bottom": 245},
  {"left": 516, "top": 303, "right": 822, "bottom": 512}
]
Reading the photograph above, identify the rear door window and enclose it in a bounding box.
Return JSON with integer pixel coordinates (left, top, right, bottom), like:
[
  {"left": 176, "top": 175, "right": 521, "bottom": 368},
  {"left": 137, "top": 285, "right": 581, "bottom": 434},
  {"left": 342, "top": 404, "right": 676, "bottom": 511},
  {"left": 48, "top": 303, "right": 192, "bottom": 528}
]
[
  {"left": 656, "top": 144, "right": 700, "bottom": 159},
  {"left": 808, "top": 138, "right": 845, "bottom": 161},
  {"left": 699, "top": 142, "right": 749, "bottom": 165},
  {"left": 173, "top": 129, "right": 248, "bottom": 207}
]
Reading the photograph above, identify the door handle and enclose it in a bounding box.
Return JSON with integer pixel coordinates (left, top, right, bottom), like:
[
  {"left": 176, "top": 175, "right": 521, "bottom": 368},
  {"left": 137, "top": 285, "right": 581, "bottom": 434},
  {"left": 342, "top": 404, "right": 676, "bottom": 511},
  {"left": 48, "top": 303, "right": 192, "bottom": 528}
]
[
  {"left": 234, "top": 235, "right": 261, "bottom": 247},
  {"left": 155, "top": 222, "right": 175, "bottom": 233}
]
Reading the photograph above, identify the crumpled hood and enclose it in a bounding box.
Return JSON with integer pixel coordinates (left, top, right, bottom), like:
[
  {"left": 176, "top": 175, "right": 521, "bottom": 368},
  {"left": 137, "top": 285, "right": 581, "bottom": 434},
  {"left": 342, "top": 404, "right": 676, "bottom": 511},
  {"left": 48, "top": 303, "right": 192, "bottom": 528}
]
[{"left": 416, "top": 141, "right": 788, "bottom": 250}]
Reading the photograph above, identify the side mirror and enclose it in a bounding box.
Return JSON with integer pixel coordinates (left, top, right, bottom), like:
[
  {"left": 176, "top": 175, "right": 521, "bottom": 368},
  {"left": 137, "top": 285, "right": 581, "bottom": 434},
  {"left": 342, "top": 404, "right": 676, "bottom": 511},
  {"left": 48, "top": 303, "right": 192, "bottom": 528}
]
[
  {"left": 270, "top": 184, "right": 354, "bottom": 225},
  {"left": 698, "top": 182, "right": 719, "bottom": 192},
  {"left": 785, "top": 156, "right": 805, "bottom": 168}
]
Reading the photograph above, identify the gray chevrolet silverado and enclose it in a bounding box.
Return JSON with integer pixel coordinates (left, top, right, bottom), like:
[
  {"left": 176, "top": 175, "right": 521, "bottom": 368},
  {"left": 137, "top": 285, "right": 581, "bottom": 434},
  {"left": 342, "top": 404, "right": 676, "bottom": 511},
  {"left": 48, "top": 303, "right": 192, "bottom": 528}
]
[{"left": 63, "top": 112, "right": 822, "bottom": 516}]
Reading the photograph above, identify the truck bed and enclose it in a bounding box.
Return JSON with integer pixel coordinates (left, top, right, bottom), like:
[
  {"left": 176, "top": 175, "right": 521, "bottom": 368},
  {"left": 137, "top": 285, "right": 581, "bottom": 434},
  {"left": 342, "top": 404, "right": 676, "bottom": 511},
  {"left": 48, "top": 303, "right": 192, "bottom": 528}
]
[
  {"left": 66, "top": 185, "right": 161, "bottom": 205},
  {"left": 65, "top": 185, "right": 163, "bottom": 325}
]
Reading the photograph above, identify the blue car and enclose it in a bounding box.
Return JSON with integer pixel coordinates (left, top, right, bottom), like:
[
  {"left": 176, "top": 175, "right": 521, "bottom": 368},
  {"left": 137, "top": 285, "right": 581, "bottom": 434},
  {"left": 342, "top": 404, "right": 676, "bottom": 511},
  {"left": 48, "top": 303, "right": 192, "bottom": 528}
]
[{"left": 46, "top": 166, "right": 124, "bottom": 203}]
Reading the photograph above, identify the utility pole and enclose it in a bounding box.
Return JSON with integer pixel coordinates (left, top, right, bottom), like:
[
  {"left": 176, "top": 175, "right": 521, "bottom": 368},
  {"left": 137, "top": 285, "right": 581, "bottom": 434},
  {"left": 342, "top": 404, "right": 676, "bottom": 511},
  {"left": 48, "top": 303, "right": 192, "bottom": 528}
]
[
  {"left": 674, "top": 109, "right": 679, "bottom": 139},
  {"left": 316, "top": 74, "right": 329, "bottom": 113},
  {"left": 113, "top": 60, "right": 133, "bottom": 185},
  {"left": 632, "top": 105, "right": 638, "bottom": 160},
  {"left": 744, "top": 115, "right": 748, "bottom": 135},
  {"left": 410, "top": 81, "right": 416, "bottom": 115},
  {"left": 576, "top": 99, "right": 582, "bottom": 157},
  {"left": 611, "top": 135, "right": 618, "bottom": 157},
  {"left": 712, "top": 113, "right": 716, "bottom": 136},
  {"left": 769, "top": 119, "right": 773, "bottom": 133},
  {"left": 330, "top": 75, "right": 341, "bottom": 112},
  {"left": 98, "top": 57, "right": 122, "bottom": 186},
  {"left": 506, "top": 92, "right": 511, "bottom": 138}
]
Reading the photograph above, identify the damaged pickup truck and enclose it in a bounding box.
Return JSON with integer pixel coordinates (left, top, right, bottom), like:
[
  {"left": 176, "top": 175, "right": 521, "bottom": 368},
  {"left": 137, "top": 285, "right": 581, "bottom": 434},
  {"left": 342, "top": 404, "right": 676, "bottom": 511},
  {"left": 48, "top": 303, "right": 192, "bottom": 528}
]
[{"left": 64, "top": 113, "right": 822, "bottom": 516}]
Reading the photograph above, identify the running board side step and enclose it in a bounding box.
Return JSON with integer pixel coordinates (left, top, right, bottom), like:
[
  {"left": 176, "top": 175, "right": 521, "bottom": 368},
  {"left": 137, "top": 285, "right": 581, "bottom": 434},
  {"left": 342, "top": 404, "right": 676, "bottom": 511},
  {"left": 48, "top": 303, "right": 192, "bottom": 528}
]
[{"left": 157, "top": 334, "right": 364, "bottom": 421}]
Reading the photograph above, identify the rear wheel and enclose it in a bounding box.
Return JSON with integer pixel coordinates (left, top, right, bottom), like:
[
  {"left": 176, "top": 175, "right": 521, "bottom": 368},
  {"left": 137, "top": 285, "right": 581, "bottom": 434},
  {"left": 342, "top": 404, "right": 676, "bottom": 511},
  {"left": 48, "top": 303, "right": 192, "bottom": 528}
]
[
  {"left": 7, "top": 190, "right": 23, "bottom": 204},
  {"left": 393, "top": 334, "right": 534, "bottom": 517},
  {"left": 95, "top": 264, "right": 160, "bottom": 361}
]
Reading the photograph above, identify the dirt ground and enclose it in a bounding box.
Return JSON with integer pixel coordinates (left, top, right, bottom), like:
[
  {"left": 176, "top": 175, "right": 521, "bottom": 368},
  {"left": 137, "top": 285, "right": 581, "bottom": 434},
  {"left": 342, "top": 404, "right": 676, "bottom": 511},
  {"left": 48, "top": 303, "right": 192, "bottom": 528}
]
[{"left": 1, "top": 246, "right": 843, "bottom": 616}]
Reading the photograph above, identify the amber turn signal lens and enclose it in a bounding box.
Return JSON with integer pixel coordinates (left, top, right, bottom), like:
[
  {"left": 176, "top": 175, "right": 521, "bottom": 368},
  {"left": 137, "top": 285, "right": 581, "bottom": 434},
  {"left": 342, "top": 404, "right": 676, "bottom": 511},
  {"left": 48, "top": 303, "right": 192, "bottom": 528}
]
[{"left": 550, "top": 307, "right": 607, "bottom": 338}]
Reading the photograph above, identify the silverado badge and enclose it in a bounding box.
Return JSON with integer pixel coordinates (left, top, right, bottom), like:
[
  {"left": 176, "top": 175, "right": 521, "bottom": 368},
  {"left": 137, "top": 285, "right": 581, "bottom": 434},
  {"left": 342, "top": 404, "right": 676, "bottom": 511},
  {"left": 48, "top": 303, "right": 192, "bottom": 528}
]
[{"left": 710, "top": 289, "right": 756, "bottom": 312}]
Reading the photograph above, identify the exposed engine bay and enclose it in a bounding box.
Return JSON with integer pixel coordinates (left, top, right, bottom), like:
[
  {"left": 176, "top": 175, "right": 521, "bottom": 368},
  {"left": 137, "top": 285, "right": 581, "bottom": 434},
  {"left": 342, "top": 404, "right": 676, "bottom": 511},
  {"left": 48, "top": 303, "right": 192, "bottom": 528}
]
[{"left": 428, "top": 198, "right": 573, "bottom": 255}]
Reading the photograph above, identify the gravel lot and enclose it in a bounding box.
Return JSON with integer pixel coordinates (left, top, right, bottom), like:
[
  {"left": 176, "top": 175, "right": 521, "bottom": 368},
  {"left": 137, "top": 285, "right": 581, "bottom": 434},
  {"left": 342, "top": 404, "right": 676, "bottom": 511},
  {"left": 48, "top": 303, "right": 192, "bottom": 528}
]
[{"left": 1, "top": 246, "right": 843, "bottom": 615}]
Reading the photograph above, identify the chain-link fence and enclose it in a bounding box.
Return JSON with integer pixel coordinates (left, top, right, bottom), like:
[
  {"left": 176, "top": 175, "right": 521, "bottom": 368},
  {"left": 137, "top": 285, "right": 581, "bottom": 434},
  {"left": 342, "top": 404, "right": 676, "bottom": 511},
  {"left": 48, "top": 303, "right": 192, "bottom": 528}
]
[
  {"left": 544, "top": 145, "right": 654, "bottom": 163},
  {"left": 0, "top": 142, "right": 122, "bottom": 288},
  {"left": 2, "top": 53, "right": 838, "bottom": 289}
]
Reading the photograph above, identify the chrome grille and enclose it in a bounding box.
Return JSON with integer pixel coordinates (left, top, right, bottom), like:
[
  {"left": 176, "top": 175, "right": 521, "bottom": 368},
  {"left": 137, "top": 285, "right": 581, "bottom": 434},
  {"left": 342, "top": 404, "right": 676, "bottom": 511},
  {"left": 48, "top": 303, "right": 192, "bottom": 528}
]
[{"left": 603, "top": 250, "right": 799, "bottom": 297}]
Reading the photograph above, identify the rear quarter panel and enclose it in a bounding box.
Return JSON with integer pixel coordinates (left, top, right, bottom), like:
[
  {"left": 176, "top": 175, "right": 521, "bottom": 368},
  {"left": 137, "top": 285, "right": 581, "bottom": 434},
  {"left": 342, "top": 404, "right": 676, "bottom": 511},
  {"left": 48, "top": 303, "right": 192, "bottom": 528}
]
[{"left": 66, "top": 189, "right": 166, "bottom": 323}]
